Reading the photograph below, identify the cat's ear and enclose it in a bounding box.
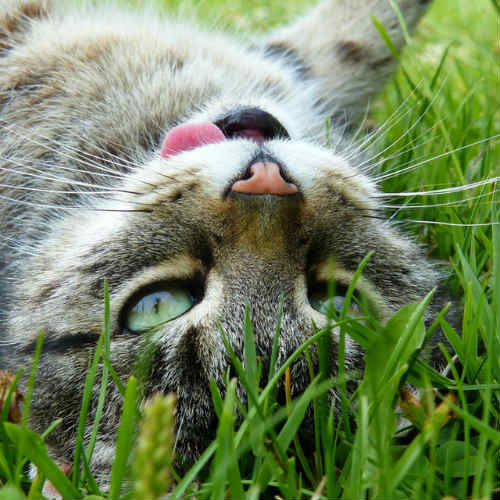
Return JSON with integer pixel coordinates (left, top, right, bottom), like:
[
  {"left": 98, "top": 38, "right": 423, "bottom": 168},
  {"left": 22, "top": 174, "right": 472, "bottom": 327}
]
[
  {"left": 0, "top": 0, "right": 51, "bottom": 56},
  {"left": 265, "top": 0, "right": 432, "bottom": 124}
]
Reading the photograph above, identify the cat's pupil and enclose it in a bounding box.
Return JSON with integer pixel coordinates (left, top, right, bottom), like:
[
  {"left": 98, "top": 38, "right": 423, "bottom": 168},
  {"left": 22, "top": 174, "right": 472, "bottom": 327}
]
[{"left": 125, "top": 287, "right": 194, "bottom": 333}]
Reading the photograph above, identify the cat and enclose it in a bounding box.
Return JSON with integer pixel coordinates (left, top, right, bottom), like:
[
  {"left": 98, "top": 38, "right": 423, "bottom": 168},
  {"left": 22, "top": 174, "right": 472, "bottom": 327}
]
[{"left": 0, "top": 0, "right": 472, "bottom": 484}]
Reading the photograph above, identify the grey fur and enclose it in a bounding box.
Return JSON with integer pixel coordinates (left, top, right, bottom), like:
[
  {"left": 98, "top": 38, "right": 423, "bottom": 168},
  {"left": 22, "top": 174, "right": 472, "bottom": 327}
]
[{"left": 0, "top": 0, "right": 447, "bottom": 481}]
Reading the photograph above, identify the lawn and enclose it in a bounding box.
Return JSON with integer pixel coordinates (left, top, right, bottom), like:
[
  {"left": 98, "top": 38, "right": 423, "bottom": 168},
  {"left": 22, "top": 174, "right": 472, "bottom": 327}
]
[{"left": 1, "top": 0, "right": 499, "bottom": 498}]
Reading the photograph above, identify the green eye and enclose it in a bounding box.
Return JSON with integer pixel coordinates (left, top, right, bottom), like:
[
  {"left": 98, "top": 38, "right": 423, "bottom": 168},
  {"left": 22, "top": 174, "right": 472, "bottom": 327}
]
[
  {"left": 309, "top": 293, "right": 346, "bottom": 315},
  {"left": 309, "top": 285, "right": 359, "bottom": 317},
  {"left": 124, "top": 285, "right": 195, "bottom": 333}
]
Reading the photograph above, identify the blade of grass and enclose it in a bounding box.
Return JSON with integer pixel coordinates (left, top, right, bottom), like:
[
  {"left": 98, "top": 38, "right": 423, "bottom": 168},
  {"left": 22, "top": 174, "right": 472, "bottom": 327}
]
[
  {"left": 86, "top": 281, "right": 111, "bottom": 463},
  {"left": 78, "top": 442, "right": 102, "bottom": 496},
  {"left": 429, "top": 44, "right": 452, "bottom": 90},
  {"left": 343, "top": 394, "right": 369, "bottom": 499},
  {"left": 170, "top": 442, "right": 217, "bottom": 500},
  {"left": 209, "top": 378, "right": 224, "bottom": 419},
  {"left": 40, "top": 419, "right": 62, "bottom": 441},
  {"left": 338, "top": 251, "right": 374, "bottom": 439},
  {"left": 4, "top": 423, "right": 82, "bottom": 499},
  {"left": 73, "top": 333, "right": 105, "bottom": 486},
  {"left": 388, "top": 0, "right": 411, "bottom": 45},
  {"left": 436, "top": 394, "right": 500, "bottom": 443},
  {"left": 21, "top": 334, "right": 44, "bottom": 428},
  {"left": 266, "top": 295, "right": 283, "bottom": 407},
  {"left": 210, "top": 379, "right": 244, "bottom": 500},
  {"left": 233, "top": 321, "right": 351, "bottom": 452},
  {"left": 219, "top": 324, "right": 288, "bottom": 467},
  {"left": 101, "top": 354, "right": 125, "bottom": 397},
  {"left": 0, "top": 483, "right": 26, "bottom": 499},
  {"left": 387, "top": 395, "right": 456, "bottom": 494},
  {"left": 243, "top": 304, "right": 259, "bottom": 408},
  {"left": 108, "top": 376, "right": 138, "bottom": 500},
  {"left": 371, "top": 15, "right": 400, "bottom": 60},
  {"left": 1, "top": 369, "right": 23, "bottom": 423},
  {"left": 379, "top": 289, "right": 435, "bottom": 391},
  {"left": 277, "top": 377, "right": 332, "bottom": 451},
  {"left": 0, "top": 451, "right": 12, "bottom": 484}
]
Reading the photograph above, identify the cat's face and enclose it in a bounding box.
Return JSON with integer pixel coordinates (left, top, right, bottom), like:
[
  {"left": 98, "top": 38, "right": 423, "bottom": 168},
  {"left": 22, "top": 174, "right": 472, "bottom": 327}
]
[{"left": 7, "top": 105, "right": 441, "bottom": 466}]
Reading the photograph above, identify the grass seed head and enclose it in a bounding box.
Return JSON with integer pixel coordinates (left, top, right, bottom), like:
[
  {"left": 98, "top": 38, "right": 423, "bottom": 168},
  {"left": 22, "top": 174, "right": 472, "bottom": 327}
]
[{"left": 132, "top": 393, "right": 177, "bottom": 500}]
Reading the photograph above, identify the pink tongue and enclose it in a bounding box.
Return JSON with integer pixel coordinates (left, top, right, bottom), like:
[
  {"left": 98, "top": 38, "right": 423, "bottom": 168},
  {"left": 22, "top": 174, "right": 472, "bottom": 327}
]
[{"left": 160, "top": 122, "right": 225, "bottom": 158}]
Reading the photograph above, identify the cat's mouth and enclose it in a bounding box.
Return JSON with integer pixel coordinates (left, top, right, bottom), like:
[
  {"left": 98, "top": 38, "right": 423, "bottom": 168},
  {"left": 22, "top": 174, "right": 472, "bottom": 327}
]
[
  {"left": 160, "top": 107, "right": 290, "bottom": 158},
  {"left": 214, "top": 106, "right": 290, "bottom": 143}
]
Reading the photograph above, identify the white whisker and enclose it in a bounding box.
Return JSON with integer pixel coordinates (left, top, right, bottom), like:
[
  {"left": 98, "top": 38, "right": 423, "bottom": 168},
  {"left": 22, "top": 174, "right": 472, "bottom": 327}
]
[
  {"left": 343, "top": 80, "right": 433, "bottom": 165},
  {"left": 0, "top": 193, "right": 154, "bottom": 212},
  {"left": 0, "top": 155, "right": 138, "bottom": 193},
  {"left": 380, "top": 190, "right": 499, "bottom": 210},
  {"left": 375, "top": 177, "right": 499, "bottom": 198},
  {"left": 396, "top": 219, "right": 499, "bottom": 227},
  {"left": 374, "top": 135, "right": 499, "bottom": 182},
  {"left": 358, "top": 212, "right": 499, "bottom": 227},
  {"left": 0, "top": 182, "right": 144, "bottom": 196},
  {"left": 364, "top": 133, "right": 440, "bottom": 174},
  {"left": 358, "top": 78, "right": 448, "bottom": 169},
  {"left": 1, "top": 121, "right": 137, "bottom": 180},
  {"left": 1, "top": 119, "right": 177, "bottom": 185},
  {"left": 0, "top": 110, "right": 144, "bottom": 171},
  {"left": 349, "top": 80, "right": 428, "bottom": 157}
]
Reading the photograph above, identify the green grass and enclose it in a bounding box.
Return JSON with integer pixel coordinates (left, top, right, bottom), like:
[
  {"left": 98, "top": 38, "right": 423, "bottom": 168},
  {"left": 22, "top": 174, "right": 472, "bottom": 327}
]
[{"left": 1, "top": 0, "right": 499, "bottom": 498}]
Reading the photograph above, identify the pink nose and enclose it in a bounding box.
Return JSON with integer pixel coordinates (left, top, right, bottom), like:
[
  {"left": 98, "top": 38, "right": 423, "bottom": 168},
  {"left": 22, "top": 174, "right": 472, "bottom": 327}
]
[{"left": 231, "top": 162, "right": 298, "bottom": 195}]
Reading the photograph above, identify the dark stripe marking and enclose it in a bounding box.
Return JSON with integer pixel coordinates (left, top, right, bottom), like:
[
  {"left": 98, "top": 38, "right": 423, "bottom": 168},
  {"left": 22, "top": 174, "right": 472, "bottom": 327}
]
[{"left": 22, "top": 332, "right": 101, "bottom": 354}]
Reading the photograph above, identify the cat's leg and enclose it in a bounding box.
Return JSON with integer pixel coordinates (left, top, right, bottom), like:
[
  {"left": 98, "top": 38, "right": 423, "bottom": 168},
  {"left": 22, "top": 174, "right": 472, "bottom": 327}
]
[{"left": 266, "top": 0, "right": 432, "bottom": 123}]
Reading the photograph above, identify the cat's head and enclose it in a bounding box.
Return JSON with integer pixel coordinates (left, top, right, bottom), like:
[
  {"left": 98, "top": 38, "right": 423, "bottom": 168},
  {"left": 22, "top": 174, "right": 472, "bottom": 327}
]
[
  {"left": 0, "top": 0, "right": 447, "bottom": 478},
  {"left": 5, "top": 104, "right": 444, "bottom": 468}
]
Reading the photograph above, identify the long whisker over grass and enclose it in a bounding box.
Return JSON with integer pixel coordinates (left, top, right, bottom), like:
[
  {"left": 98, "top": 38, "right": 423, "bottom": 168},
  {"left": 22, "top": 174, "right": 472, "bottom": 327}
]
[
  {"left": 375, "top": 177, "right": 499, "bottom": 198},
  {"left": 373, "top": 135, "right": 500, "bottom": 182},
  {"left": 359, "top": 78, "right": 450, "bottom": 168},
  {"left": 343, "top": 81, "right": 428, "bottom": 160}
]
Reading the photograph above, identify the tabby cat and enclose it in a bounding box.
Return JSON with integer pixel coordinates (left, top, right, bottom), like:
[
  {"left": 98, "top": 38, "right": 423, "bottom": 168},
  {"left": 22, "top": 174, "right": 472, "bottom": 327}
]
[{"left": 0, "top": 0, "right": 464, "bottom": 482}]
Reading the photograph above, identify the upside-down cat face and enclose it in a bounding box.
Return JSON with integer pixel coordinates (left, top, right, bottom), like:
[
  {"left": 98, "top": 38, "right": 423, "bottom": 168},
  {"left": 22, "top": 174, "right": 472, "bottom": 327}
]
[
  {"left": 3, "top": 108, "right": 443, "bottom": 468},
  {"left": 0, "top": 0, "right": 446, "bottom": 480}
]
